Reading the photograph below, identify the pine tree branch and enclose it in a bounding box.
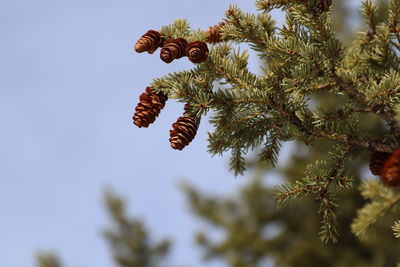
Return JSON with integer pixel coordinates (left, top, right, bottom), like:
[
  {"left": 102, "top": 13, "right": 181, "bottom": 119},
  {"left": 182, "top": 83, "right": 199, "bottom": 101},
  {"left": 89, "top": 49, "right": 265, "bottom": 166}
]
[
  {"left": 225, "top": 6, "right": 269, "bottom": 50},
  {"left": 352, "top": 194, "right": 400, "bottom": 238},
  {"left": 255, "top": 0, "right": 301, "bottom": 12},
  {"left": 285, "top": 110, "right": 393, "bottom": 152},
  {"left": 302, "top": 0, "right": 400, "bottom": 135},
  {"left": 332, "top": 73, "right": 400, "bottom": 135},
  {"left": 276, "top": 146, "right": 352, "bottom": 204},
  {"left": 276, "top": 145, "right": 352, "bottom": 242},
  {"left": 319, "top": 193, "right": 339, "bottom": 243},
  {"left": 352, "top": 180, "right": 400, "bottom": 239}
]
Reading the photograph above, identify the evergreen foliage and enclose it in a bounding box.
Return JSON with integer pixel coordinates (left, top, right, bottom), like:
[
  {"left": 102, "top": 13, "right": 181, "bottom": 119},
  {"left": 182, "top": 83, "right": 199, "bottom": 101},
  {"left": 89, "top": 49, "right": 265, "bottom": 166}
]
[
  {"left": 351, "top": 179, "right": 400, "bottom": 239},
  {"left": 150, "top": 0, "right": 400, "bottom": 244},
  {"left": 36, "top": 0, "right": 400, "bottom": 266}
]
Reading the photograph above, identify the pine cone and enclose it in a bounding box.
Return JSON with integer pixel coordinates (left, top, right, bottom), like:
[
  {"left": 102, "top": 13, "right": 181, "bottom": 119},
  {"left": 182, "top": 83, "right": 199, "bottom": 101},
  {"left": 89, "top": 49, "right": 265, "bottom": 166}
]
[
  {"left": 186, "top": 41, "right": 209, "bottom": 64},
  {"left": 160, "top": 38, "right": 187, "bottom": 63},
  {"left": 169, "top": 104, "right": 198, "bottom": 150},
  {"left": 381, "top": 149, "right": 400, "bottom": 187},
  {"left": 133, "top": 87, "right": 168, "bottom": 128},
  {"left": 205, "top": 22, "right": 226, "bottom": 43},
  {"left": 134, "top": 30, "right": 164, "bottom": 54},
  {"left": 314, "top": 0, "right": 332, "bottom": 14},
  {"left": 369, "top": 150, "right": 391, "bottom": 175}
]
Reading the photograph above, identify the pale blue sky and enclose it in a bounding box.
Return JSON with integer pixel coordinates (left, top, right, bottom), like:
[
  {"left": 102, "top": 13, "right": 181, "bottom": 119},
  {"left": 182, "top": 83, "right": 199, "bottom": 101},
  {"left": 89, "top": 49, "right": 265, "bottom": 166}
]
[{"left": 0, "top": 1, "right": 360, "bottom": 267}]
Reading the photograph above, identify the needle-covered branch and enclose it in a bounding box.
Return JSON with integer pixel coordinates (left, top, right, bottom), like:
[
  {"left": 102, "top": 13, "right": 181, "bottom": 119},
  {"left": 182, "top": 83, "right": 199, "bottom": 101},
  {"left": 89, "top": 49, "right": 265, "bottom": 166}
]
[
  {"left": 275, "top": 145, "right": 353, "bottom": 242},
  {"left": 132, "top": 0, "right": 400, "bottom": 243},
  {"left": 351, "top": 180, "right": 400, "bottom": 240}
]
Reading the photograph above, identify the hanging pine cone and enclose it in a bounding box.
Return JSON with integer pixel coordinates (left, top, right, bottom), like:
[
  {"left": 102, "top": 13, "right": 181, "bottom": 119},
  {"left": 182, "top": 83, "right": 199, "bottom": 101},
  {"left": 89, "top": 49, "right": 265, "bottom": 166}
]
[
  {"left": 381, "top": 149, "right": 400, "bottom": 187},
  {"left": 313, "top": 0, "right": 332, "bottom": 14},
  {"left": 133, "top": 87, "right": 168, "bottom": 128},
  {"left": 205, "top": 22, "right": 226, "bottom": 43},
  {"left": 160, "top": 38, "right": 187, "bottom": 63},
  {"left": 369, "top": 150, "right": 391, "bottom": 175},
  {"left": 169, "top": 104, "right": 198, "bottom": 150},
  {"left": 186, "top": 41, "right": 209, "bottom": 63},
  {"left": 134, "top": 30, "right": 164, "bottom": 54}
]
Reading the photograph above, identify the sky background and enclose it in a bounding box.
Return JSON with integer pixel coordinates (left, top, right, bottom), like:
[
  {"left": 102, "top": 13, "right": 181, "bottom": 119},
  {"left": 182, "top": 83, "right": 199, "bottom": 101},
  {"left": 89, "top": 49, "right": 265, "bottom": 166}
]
[{"left": 0, "top": 1, "right": 361, "bottom": 267}]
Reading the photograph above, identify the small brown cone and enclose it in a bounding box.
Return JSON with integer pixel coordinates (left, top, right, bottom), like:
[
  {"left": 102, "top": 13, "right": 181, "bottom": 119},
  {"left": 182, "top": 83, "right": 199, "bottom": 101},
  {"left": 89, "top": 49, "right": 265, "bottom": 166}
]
[
  {"left": 205, "top": 22, "right": 226, "bottom": 43},
  {"left": 369, "top": 150, "right": 391, "bottom": 176},
  {"left": 134, "top": 30, "right": 164, "bottom": 54},
  {"left": 314, "top": 0, "right": 332, "bottom": 14},
  {"left": 186, "top": 41, "right": 209, "bottom": 63},
  {"left": 381, "top": 149, "right": 400, "bottom": 187},
  {"left": 160, "top": 38, "right": 187, "bottom": 63},
  {"left": 169, "top": 104, "right": 198, "bottom": 150},
  {"left": 133, "top": 87, "right": 168, "bottom": 128}
]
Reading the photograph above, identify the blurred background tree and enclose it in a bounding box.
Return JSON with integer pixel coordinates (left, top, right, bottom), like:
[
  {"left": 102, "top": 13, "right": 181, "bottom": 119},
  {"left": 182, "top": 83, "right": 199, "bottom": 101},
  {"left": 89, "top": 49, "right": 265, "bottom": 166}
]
[
  {"left": 102, "top": 190, "right": 171, "bottom": 267},
  {"left": 36, "top": 0, "right": 400, "bottom": 266},
  {"left": 36, "top": 254, "right": 62, "bottom": 267}
]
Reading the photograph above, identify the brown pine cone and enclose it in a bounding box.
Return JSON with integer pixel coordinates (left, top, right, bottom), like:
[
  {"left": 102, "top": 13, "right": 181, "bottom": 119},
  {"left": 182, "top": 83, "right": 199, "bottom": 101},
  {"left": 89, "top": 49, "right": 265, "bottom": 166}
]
[
  {"left": 186, "top": 41, "right": 209, "bottom": 64},
  {"left": 205, "top": 22, "right": 226, "bottom": 43},
  {"left": 134, "top": 30, "right": 164, "bottom": 54},
  {"left": 381, "top": 149, "right": 400, "bottom": 187},
  {"left": 133, "top": 87, "right": 168, "bottom": 128},
  {"left": 169, "top": 104, "right": 198, "bottom": 150},
  {"left": 160, "top": 38, "right": 187, "bottom": 63},
  {"left": 314, "top": 0, "right": 332, "bottom": 14},
  {"left": 369, "top": 150, "right": 391, "bottom": 175}
]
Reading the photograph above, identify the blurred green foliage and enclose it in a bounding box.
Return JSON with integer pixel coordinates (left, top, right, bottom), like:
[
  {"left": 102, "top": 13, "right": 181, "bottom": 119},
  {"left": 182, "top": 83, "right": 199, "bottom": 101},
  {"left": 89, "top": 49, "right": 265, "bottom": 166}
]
[{"left": 102, "top": 190, "right": 171, "bottom": 267}]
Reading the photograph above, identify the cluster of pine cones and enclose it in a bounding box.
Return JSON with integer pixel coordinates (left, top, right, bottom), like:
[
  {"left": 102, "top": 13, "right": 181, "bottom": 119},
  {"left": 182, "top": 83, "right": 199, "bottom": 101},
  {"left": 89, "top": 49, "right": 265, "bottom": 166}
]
[
  {"left": 133, "top": 87, "right": 198, "bottom": 151},
  {"left": 370, "top": 149, "right": 400, "bottom": 187},
  {"left": 134, "top": 30, "right": 210, "bottom": 64},
  {"left": 131, "top": 23, "right": 225, "bottom": 150}
]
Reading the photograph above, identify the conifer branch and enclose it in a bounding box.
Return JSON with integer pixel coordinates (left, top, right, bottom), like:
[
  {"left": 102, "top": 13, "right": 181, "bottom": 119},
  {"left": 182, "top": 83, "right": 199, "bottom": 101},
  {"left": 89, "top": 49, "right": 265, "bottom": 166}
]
[
  {"left": 223, "top": 5, "right": 271, "bottom": 51},
  {"left": 284, "top": 109, "right": 393, "bottom": 152},
  {"left": 255, "top": 0, "right": 301, "bottom": 12},
  {"left": 275, "top": 145, "right": 352, "bottom": 242},
  {"left": 331, "top": 73, "right": 400, "bottom": 136},
  {"left": 319, "top": 193, "right": 339, "bottom": 243},
  {"left": 133, "top": 0, "right": 400, "bottom": 244},
  {"left": 148, "top": 3, "right": 398, "bottom": 167},
  {"left": 258, "top": 132, "right": 281, "bottom": 166},
  {"left": 351, "top": 180, "right": 400, "bottom": 239},
  {"left": 276, "top": 145, "right": 352, "bottom": 205},
  {"left": 361, "top": 0, "right": 379, "bottom": 33}
]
